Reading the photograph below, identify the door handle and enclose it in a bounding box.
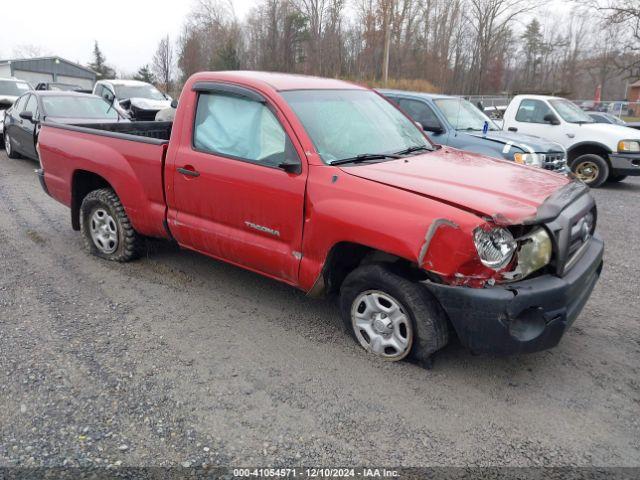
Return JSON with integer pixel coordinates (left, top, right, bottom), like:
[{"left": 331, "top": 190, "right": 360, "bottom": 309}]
[
  {"left": 508, "top": 127, "right": 518, "bottom": 132},
  {"left": 177, "top": 166, "right": 200, "bottom": 177}
]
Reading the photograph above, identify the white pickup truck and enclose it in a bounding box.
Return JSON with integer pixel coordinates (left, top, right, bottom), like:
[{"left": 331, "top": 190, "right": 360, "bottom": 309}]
[{"left": 502, "top": 94, "right": 640, "bottom": 187}]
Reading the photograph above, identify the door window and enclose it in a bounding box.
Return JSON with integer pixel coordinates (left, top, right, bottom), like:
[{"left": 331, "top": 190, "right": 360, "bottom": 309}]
[
  {"left": 384, "top": 95, "right": 400, "bottom": 106},
  {"left": 398, "top": 98, "right": 441, "bottom": 129},
  {"left": 14, "top": 95, "right": 29, "bottom": 113},
  {"left": 24, "top": 95, "right": 38, "bottom": 118},
  {"left": 193, "top": 92, "right": 295, "bottom": 168},
  {"left": 515, "top": 99, "right": 554, "bottom": 124}
]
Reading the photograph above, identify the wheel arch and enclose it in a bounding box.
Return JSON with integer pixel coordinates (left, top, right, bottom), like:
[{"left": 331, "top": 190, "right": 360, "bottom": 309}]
[
  {"left": 307, "top": 241, "right": 428, "bottom": 298},
  {"left": 71, "top": 170, "right": 113, "bottom": 230},
  {"left": 567, "top": 141, "right": 612, "bottom": 166}
]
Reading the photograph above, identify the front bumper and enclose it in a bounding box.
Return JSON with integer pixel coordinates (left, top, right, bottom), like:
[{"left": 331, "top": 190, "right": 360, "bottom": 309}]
[
  {"left": 424, "top": 234, "right": 604, "bottom": 355},
  {"left": 609, "top": 152, "right": 640, "bottom": 176}
]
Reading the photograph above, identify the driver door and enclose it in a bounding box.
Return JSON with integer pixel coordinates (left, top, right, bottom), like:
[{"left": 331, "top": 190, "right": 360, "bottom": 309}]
[
  {"left": 15, "top": 94, "right": 39, "bottom": 159},
  {"left": 509, "top": 99, "right": 565, "bottom": 144},
  {"left": 167, "top": 84, "right": 307, "bottom": 284}
]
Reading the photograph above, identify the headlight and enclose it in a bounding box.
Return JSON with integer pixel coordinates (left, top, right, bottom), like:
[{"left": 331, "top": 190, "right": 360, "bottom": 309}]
[
  {"left": 513, "top": 152, "right": 543, "bottom": 167},
  {"left": 514, "top": 228, "right": 552, "bottom": 279},
  {"left": 617, "top": 140, "right": 640, "bottom": 153},
  {"left": 473, "top": 227, "right": 517, "bottom": 270}
]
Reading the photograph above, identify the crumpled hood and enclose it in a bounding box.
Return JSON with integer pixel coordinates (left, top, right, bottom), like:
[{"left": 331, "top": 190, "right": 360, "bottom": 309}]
[
  {"left": 127, "top": 97, "right": 171, "bottom": 111},
  {"left": 340, "top": 148, "right": 571, "bottom": 223},
  {"left": 465, "top": 130, "right": 563, "bottom": 153}
]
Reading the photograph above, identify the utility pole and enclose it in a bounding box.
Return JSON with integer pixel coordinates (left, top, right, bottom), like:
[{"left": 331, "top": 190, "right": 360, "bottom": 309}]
[{"left": 382, "top": 1, "right": 392, "bottom": 85}]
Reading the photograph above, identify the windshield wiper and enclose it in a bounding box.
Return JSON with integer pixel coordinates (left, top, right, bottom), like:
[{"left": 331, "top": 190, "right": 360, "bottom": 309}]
[
  {"left": 395, "top": 145, "right": 432, "bottom": 156},
  {"left": 330, "top": 153, "right": 401, "bottom": 166}
]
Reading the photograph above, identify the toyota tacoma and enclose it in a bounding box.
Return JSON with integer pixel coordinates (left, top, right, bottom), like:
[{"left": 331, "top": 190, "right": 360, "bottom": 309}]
[{"left": 35, "top": 72, "right": 604, "bottom": 363}]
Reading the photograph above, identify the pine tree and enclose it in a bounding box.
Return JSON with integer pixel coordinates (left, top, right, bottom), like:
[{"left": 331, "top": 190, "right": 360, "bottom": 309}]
[
  {"left": 134, "top": 65, "right": 155, "bottom": 83},
  {"left": 88, "top": 41, "right": 116, "bottom": 79}
]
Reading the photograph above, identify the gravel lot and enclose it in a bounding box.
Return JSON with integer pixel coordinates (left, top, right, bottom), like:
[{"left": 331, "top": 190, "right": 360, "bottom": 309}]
[{"left": 0, "top": 151, "right": 639, "bottom": 468}]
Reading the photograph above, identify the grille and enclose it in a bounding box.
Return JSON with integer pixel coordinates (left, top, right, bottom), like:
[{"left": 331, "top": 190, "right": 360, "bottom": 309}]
[
  {"left": 542, "top": 153, "right": 567, "bottom": 172},
  {"left": 565, "top": 209, "right": 596, "bottom": 271},
  {"left": 543, "top": 189, "right": 596, "bottom": 276}
]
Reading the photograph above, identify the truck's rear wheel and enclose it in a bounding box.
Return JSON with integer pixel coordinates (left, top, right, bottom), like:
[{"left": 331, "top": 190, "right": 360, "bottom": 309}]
[
  {"left": 80, "top": 189, "right": 141, "bottom": 262},
  {"left": 339, "top": 264, "right": 449, "bottom": 364},
  {"left": 571, "top": 154, "right": 609, "bottom": 188}
]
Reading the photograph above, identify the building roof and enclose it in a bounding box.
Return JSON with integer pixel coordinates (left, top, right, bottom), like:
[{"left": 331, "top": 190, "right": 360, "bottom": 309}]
[{"left": 0, "top": 56, "right": 97, "bottom": 79}]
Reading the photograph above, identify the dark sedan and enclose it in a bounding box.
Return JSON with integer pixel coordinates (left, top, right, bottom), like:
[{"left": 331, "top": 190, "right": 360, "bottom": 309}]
[{"left": 3, "top": 91, "right": 127, "bottom": 161}]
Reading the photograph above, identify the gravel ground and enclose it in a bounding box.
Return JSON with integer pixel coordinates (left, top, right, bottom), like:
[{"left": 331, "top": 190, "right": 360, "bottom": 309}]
[{"left": 0, "top": 151, "right": 638, "bottom": 468}]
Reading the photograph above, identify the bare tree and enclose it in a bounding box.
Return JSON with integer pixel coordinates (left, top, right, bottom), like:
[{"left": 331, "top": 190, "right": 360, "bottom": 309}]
[
  {"left": 12, "top": 44, "right": 49, "bottom": 58},
  {"left": 153, "top": 35, "right": 175, "bottom": 92}
]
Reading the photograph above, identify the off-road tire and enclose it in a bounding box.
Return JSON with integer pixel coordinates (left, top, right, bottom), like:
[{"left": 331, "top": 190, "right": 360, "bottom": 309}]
[
  {"left": 339, "top": 264, "right": 449, "bottom": 365},
  {"left": 80, "top": 188, "right": 142, "bottom": 262},
  {"left": 607, "top": 174, "right": 627, "bottom": 183},
  {"left": 571, "top": 154, "right": 609, "bottom": 188}
]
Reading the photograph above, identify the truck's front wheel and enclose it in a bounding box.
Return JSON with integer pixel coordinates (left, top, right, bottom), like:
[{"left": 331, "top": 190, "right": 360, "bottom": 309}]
[
  {"left": 571, "top": 154, "right": 609, "bottom": 188},
  {"left": 339, "top": 264, "right": 449, "bottom": 364},
  {"left": 80, "top": 189, "right": 142, "bottom": 262}
]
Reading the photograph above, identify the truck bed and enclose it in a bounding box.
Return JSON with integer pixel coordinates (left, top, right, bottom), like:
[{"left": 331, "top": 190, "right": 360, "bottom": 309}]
[
  {"left": 46, "top": 121, "right": 172, "bottom": 144},
  {"left": 38, "top": 122, "right": 171, "bottom": 239}
]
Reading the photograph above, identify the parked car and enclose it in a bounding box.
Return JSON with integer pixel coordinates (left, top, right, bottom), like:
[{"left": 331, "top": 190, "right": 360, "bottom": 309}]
[
  {"left": 35, "top": 71, "right": 603, "bottom": 363},
  {"left": 35, "top": 82, "right": 91, "bottom": 94},
  {"left": 586, "top": 111, "right": 627, "bottom": 126},
  {"left": 586, "top": 110, "right": 640, "bottom": 130},
  {"left": 606, "top": 101, "right": 634, "bottom": 117},
  {"left": 379, "top": 90, "right": 567, "bottom": 172},
  {"left": 483, "top": 105, "right": 507, "bottom": 120},
  {"left": 3, "top": 91, "right": 128, "bottom": 161},
  {"left": 93, "top": 79, "right": 172, "bottom": 120},
  {"left": 502, "top": 95, "right": 640, "bottom": 187},
  {"left": 0, "top": 77, "right": 32, "bottom": 146}
]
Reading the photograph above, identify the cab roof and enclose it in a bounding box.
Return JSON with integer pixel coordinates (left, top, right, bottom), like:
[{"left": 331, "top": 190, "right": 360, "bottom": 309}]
[
  {"left": 193, "top": 71, "right": 365, "bottom": 92},
  {"left": 376, "top": 88, "right": 451, "bottom": 101}
]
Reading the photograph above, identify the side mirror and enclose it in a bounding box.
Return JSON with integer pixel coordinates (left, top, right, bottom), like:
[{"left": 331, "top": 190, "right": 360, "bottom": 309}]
[
  {"left": 422, "top": 121, "right": 444, "bottom": 134},
  {"left": 170, "top": 99, "right": 178, "bottom": 109},
  {"left": 20, "top": 111, "right": 34, "bottom": 123},
  {"left": 544, "top": 113, "right": 560, "bottom": 125},
  {"left": 278, "top": 157, "right": 302, "bottom": 174}
]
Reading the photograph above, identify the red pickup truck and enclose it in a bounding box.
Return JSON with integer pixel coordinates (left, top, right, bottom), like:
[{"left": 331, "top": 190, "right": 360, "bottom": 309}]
[{"left": 36, "top": 71, "right": 604, "bottom": 363}]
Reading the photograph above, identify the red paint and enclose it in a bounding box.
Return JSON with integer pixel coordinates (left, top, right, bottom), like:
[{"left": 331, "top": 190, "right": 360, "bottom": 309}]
[{"left": 38, "top": 71, "right": 571, "bottom": 291}]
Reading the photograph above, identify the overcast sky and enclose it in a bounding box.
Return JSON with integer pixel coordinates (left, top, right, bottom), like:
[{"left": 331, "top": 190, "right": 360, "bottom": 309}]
[
  {"left": 1, "top": 0, "right": 572, "bottom": 76},
  {"left": 0, "top": 0, "right": 257, "bottom": 75}
]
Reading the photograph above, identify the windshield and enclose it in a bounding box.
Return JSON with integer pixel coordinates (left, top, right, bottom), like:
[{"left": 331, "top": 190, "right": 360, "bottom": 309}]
[
  {"left": 0, "top": 80, "right": 31, "bottom": 97},
  {"left": 42, "top": 96, "right": 120, "bottom": 119},
  {"left": 434, "top": 98, "right": 498, "bottom": 131},
  {"left": 114, "top": 84, "right": 166, "bottom": 101},
  {"left": 549, "top": 99, "right": 593, "bottom": 123},
  {"left": 281, "top": 89, "right": 430, "bottom": 164}
]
